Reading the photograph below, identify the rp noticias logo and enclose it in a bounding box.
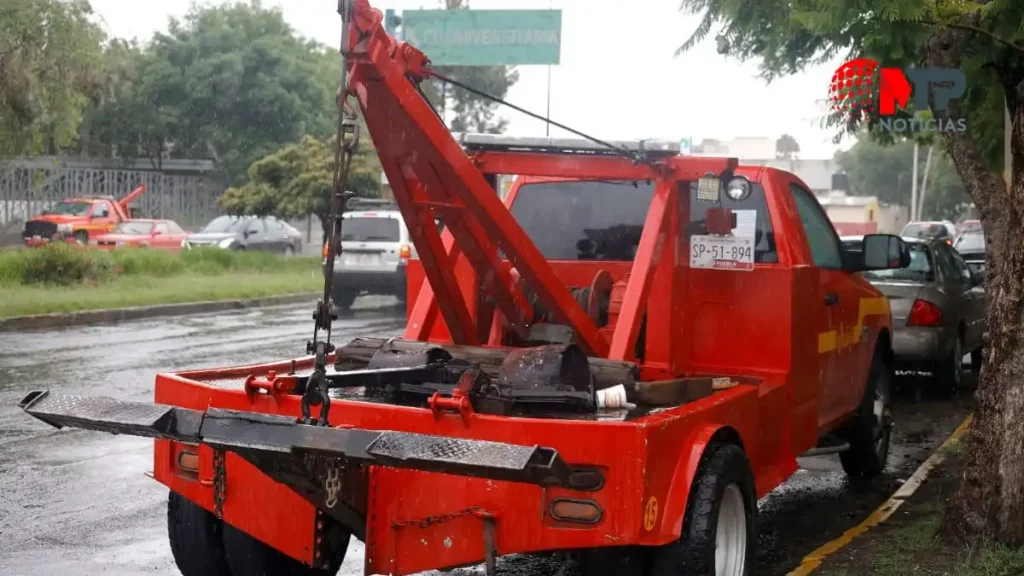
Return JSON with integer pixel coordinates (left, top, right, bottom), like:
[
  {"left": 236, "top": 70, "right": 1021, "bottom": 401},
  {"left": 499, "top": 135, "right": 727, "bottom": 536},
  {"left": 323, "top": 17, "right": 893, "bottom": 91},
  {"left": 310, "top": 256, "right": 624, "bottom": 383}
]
[{"left": 828, "top": 57, "right": 967, "bottom": 133}]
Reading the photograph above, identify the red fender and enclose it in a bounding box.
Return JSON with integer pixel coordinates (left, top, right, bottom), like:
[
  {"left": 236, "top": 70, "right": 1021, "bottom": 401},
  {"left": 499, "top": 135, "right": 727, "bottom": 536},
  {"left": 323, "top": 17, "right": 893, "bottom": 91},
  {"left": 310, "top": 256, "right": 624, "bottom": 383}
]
[{"left": 654, "top": 422, "right": 734, "bottom": 541}]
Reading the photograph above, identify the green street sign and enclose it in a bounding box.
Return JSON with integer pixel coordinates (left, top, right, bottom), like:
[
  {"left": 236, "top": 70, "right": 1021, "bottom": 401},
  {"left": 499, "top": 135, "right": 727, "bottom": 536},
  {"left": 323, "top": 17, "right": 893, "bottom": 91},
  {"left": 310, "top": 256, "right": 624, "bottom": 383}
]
[{"left": 401, "top": 9, "right": 562, "bottom": 66}]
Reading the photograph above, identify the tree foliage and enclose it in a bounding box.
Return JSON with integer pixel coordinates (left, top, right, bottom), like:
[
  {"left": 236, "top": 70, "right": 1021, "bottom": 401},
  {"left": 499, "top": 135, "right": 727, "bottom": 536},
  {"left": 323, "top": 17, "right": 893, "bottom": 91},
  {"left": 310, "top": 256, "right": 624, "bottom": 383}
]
[
  {"left": 0, "top": 0, "right": 105, "bottom": 157},
  {"left": 837, "top": 134, "right": 970, "bottom": 220},
  {"left": 82, "top": 1, "right": 338, "bottom": 183},
  {"left": 217, "top": 131, "right": 381, "bottom": 242},
  {"left": 775, "top": 134, "right": 801, "bottom": 159}
]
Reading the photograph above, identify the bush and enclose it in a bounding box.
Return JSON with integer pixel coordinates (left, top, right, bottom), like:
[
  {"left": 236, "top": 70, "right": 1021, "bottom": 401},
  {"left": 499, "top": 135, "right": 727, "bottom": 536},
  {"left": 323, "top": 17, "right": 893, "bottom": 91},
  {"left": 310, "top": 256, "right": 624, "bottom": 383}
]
[
  {"left": 4, "top": 244, "right": 114, "bottom": 285},
  {"left": 0, "top": 244, "right": 320, "bottom": 287}
]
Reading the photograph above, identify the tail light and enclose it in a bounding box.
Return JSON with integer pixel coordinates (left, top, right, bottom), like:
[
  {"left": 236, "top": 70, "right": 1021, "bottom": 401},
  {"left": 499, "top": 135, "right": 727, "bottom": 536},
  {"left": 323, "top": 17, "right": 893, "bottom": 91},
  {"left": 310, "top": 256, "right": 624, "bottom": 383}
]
[
  {"left": 399, "top": 244, "right": 411, "bottom": 261},
  {"left": 322, "top": 242, "right": 328, "bottom": 259},
  {"left": 907, "top": 299, "right": 943, "bottom": 327}
]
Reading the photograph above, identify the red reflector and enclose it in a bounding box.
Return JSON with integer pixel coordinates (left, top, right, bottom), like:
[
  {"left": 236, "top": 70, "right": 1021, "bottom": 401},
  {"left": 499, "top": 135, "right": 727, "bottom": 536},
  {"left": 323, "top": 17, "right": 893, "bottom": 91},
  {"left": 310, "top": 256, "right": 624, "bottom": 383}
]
[{"left": 907, "top": 299, "right": 943, "bottom": 327}]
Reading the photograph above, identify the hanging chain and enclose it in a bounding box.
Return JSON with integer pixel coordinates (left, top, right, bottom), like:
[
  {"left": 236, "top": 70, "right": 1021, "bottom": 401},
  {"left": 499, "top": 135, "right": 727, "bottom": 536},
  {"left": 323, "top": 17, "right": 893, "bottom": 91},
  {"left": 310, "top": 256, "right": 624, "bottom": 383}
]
[
  {"left": 303, "top": 0, "right": 359, "bottom": 426},
  {"left": 324, "top": 460, "right": 343, "bottom": 509},
  {"left": 212, "top": 448, "right": 226, "bottom": 518}
]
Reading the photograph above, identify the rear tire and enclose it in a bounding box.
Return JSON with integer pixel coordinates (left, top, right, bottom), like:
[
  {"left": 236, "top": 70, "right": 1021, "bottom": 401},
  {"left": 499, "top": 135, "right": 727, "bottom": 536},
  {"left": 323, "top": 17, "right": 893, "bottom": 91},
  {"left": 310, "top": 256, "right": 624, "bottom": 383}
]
[
  {"left": 167, "top": 491, "right": 231, "bottom": 576},
  {"left": 332, "top": 286, "right": 357, "bottom": 311},
  {"left": 839, "top": 350, "right": 892, "bottom": 478},
  {"left": 222, "top": 521, "right": 348, "bottom": 576},
  {"left": 649, "top": 443, "right": 756, "bottom": 576},
  {"left": 935, "top": 333, "right": 964, "bottom": 395}
]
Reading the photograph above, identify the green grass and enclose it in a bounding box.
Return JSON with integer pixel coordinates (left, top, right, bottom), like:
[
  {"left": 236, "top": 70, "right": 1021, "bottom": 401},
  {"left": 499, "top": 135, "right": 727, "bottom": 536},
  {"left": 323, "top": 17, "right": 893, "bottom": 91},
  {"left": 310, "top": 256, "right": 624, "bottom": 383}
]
[{"left": 0, "top": 245, "right": 324, "bottom": 318}]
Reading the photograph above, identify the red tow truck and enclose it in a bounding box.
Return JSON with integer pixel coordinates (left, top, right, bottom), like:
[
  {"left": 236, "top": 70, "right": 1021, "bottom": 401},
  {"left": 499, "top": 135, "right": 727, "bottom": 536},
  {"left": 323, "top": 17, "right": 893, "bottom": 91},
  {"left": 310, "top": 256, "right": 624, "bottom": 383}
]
[
  {"left": 17, "top": 2, "right": 912, "bottom": 574},
  {"left": 21, "top": 185, "right": 146, "bottom": 246}
]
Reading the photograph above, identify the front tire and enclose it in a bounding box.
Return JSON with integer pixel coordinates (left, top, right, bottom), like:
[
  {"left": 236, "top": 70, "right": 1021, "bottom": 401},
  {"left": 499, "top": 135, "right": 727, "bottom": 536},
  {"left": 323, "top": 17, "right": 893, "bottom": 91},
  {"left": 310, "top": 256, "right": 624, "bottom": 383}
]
[
  {"left": 839, "top": 350, "right": 892, "bottom": 478},
  {"left": 167, "top": 491, "right": 230, "bottom": 576},
  {"left": 649, "top": 443, "right": 756, "bottom": 576}
]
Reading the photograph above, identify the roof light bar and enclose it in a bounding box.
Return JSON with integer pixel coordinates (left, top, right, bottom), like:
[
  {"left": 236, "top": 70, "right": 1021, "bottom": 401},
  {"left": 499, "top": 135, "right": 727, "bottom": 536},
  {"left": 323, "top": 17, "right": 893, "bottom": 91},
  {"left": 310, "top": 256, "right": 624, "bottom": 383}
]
[{"left": 453, "top": 133, "right": 681, "bottom": 158}]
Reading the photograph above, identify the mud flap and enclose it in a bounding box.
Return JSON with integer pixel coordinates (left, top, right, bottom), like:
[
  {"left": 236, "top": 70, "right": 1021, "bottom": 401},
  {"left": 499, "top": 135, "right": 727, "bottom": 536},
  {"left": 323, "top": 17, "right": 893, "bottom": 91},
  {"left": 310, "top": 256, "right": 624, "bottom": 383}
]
[{"left": 18, "top": 390, "right": 572, "bottom": 487}]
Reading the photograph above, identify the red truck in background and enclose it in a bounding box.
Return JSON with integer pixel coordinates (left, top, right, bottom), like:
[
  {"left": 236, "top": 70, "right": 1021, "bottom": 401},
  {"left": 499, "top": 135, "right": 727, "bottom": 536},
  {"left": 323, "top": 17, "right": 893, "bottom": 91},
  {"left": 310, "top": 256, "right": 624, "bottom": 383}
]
[
  {"left": 21, "top": 185, "right": 146, "bottom": 247},
  {"left": 16, "top": 1, "right": 915, "bottom": 574}
]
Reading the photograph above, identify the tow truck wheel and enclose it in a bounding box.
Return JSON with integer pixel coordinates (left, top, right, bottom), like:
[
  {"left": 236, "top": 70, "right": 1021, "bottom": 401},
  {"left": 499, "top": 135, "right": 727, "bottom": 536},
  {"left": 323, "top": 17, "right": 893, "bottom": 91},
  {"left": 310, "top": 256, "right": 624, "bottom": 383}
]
[
  {"left": 839, "top": 350, "right": 892, "bottom": 479},
  {"left": 649, "top": 443, "right": 756, "bottom": 576},
  {"left": 167, "top": 491, "right": 231, "bottom": 576},
  {"left": 223, "top": 521, "right": 349, "bottom": 575}
]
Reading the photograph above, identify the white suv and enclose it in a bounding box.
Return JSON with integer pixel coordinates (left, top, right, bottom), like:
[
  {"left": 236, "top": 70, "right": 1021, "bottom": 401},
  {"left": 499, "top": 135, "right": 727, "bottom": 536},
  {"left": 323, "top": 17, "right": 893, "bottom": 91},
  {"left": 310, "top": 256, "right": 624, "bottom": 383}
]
[{"left": 324, "top": 200, "right": 414, "bottom": 310}]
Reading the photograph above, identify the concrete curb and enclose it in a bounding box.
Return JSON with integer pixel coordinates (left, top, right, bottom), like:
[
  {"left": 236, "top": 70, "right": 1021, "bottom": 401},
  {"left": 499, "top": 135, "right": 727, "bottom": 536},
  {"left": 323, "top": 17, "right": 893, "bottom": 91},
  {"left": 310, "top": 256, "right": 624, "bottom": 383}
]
[
  {"left": 0, "top": 292, "right": 320, "bottom": 332},
  {"left": 787, "top": 413, "right": 975, "bottom": 575}
]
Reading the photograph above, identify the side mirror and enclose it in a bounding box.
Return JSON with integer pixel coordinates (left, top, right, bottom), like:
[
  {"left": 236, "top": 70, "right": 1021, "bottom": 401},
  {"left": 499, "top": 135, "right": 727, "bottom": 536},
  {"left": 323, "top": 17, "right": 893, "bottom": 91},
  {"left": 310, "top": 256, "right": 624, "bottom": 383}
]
[{"left": 860, "top": 234, "right": 911, "bottom": 271}]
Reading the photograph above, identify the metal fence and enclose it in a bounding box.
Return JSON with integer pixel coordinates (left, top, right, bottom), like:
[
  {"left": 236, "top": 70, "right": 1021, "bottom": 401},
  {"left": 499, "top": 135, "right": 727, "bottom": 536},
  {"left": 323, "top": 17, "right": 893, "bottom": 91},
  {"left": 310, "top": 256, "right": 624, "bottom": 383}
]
[{"left": 0, "top": 157, "right": 224, "bottom": 232}]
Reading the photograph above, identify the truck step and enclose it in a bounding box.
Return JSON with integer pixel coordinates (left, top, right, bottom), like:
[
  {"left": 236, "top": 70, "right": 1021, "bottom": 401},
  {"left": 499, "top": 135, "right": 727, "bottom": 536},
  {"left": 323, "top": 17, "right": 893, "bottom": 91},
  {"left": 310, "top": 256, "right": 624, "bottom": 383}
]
[{"left": 800, "top": 435, "right": 851, "bottom": 457}]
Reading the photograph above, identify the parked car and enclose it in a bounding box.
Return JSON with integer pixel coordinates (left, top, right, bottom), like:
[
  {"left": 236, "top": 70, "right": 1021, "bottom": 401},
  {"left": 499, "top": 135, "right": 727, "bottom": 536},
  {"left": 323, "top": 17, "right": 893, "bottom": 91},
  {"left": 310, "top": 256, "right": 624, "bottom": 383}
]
[
  {"left": 956, "top": 219, "right": 982, "bottom": 238},
  {"left": 900, "top": 220, "right": 957, "bottom": 244},
  {"left": 842, "top": 235, "right": 985, "bottom": 392},
  {"left": 92, "top": 219, "right": 189, "bottom": 251},
  {"left": 184, "top": 215, "right": 302, "bottom": 255},
  {"left": 954, "top": 230, "right": 986, "bottom": 281}
]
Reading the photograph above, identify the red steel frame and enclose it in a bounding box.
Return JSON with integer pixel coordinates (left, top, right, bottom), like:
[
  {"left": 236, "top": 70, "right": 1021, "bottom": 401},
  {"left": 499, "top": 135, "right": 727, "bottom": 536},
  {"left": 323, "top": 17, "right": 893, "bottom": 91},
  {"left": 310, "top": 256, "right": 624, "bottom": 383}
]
[{"left": 141, "top": 2, "right": 896, "bottom": 575}]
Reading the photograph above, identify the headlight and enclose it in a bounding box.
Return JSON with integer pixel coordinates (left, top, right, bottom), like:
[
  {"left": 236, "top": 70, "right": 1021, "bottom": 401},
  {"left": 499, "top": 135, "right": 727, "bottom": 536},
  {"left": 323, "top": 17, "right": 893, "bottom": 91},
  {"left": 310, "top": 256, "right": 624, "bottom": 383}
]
[
  {"left": 57, "top": 223, "right": 73, "bottom": 233},
  {"left": 725, "top": 177, "right": 752, "bottom": 202},
  {"left": 217, "top": 237, "right": 236, "bottom": 248}
]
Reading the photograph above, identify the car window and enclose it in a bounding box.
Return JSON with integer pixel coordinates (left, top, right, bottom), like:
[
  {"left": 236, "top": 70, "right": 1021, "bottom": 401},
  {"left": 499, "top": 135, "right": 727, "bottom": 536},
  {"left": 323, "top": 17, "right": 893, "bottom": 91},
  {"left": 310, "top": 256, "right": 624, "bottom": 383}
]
[
  {"left": 166, "top": 221, "right": 185, "bottom": 234},
  {"left": 201, "top": 216, "right": 247, "bottom": 233},
  {"left": 247, "top": 219, "right": 266, "bottom": 235},
  {"left": 689, "top": 181, "right": 778, "bottom": 263},
  {"left": 268, "top": 219, "right": 285, "bottom": 232},
  {"left": 113, "top": 221, "right": 153, "bottom": 235},
  {"left": 790, "top": 184, "right": 843, "bottom": 269},
  {"left": 342, "top": 217, "right": 401, "bottom": 242},
  {"left": 954, "top": 232, "right": 984, "bottom": 252},
  {"left": 865, "top": 243, "right": 935, "bottom": 282},
  {"left": 92, "top": 203, "right": 110, "bottom": 218},
  {"left": 43, "top": 201, "right": 91, "bottom": 216},
  {"left": 154, "top": 222, "right": 170, "bottom": 234}
]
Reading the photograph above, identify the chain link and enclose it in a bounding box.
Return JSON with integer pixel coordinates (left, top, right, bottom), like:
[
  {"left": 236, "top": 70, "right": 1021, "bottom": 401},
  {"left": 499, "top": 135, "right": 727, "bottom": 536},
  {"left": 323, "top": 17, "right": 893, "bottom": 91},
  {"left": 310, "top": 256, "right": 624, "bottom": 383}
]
[
  {"left": 213, "top": 449, "right": 226, "bottom": 518},
  {"left": 390, "top": 507, "right": 486, "bottom": 530},
  {"left": 324, "top": 459, "right": 343, "bottom": 509}
]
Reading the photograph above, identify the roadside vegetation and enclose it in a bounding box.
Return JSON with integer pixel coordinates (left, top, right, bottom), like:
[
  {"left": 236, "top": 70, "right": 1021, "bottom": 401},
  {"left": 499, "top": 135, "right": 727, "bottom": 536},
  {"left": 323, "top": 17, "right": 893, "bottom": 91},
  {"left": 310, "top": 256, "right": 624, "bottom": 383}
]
[
  {"left": 0, "top": 245, "right": 322, "bottom": 318},
  {"left": 819, "top": 438, "right": 1024, "bottom": 576}
]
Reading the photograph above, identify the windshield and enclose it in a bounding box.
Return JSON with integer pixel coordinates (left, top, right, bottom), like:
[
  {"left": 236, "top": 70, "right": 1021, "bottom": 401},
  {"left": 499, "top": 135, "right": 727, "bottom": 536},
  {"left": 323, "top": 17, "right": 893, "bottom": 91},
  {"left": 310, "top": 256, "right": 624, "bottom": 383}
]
[
  {"left": 865, "top": 243, "right": 935, "bottom": 282},
  {"left": 342, "top": 217, "right": 400, "bottom": 242},
  {"left": 510, "top": 180, "right": 654, "bottom": 261},
  {"left": 902, "top": 223, "right": 950, "bottom": 239},
  {"left": 42, "top": 201, "right": 92, "bottom": 216},
  {"left": 955, "top": 232, "right": 985, "bottom": 253},
  {"left": 113, "top": 221, "right": 154, "bottom": 235},
  {"left": 200, "top": 215, "right": 248, "bottom": 234}
]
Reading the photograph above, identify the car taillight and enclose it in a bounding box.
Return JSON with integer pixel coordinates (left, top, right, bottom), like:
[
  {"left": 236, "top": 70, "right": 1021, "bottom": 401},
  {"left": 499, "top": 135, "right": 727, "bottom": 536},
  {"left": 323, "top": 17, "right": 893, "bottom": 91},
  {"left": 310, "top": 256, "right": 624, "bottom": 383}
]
[
  {"left": 907, "top": 299, "right": 943, "bottom": 327},
  {"left": 322, "top": 242, "right": 329, "bottom": 259},
  {"left": 399, "top": 244, "right": 411, "bottom": 261}
]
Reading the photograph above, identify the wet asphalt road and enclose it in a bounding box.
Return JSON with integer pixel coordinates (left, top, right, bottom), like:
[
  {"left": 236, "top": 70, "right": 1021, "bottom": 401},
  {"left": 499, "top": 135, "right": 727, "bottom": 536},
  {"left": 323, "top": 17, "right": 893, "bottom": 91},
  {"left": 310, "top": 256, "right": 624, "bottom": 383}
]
[{"left": 0, "top": 301, "right": 974, "bottom": 576}]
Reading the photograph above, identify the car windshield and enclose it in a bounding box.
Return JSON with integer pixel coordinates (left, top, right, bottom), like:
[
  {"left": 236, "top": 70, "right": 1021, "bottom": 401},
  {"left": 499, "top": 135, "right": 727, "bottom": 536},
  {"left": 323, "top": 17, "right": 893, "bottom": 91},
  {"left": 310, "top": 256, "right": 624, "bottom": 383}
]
[
  {"left": 342, "top": 217, "right": 400, "bottom": 242},
  {"left": 200, "top": 216, "right": 248, "bottom": 233},
  {"left": 42, "top": 201, "right": 92, "bottom": 216},
  {"left": 113, "top": 221, "right": 154, "bottom": 235},
  {"left": 864, "top": 243, "right": 935, "bottom": 282},
  {"left": 902, "top": 223, "right": 950, "bottom": 239},
  {"left": 955, "top": 232, "right": 985, "bottom": 252}
]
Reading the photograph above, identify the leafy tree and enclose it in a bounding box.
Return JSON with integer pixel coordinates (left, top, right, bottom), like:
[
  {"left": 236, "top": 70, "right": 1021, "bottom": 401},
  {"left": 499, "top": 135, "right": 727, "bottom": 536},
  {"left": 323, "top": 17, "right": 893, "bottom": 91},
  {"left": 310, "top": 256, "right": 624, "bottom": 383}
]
[
  {"left": 837, "top": 134, "right": 970, "bottom": 220},
  {"left": 0, "top": 0, "right": 104, "bottom": 157},
  {"left": 417, "top": 0, "right": 519, "bottom": 133},
  {"left": 217, "top": 132, "right": 381, "bottom": 243},
  {"left": 85, "top": 1, "right": 338, "bottom": 184},
  {"left": 775, "top": 134, "right": 801, "bottom": 159},
  {"left": 677, "top": 0, "right": 1024, "bottom": 545}
]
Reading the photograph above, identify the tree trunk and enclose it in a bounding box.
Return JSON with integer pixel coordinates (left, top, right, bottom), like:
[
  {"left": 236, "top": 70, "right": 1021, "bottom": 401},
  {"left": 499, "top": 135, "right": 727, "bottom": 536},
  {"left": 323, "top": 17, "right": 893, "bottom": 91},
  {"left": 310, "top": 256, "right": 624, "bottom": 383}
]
[{"left": 929, "top": 23, "right": 1024, "bottom": 545}]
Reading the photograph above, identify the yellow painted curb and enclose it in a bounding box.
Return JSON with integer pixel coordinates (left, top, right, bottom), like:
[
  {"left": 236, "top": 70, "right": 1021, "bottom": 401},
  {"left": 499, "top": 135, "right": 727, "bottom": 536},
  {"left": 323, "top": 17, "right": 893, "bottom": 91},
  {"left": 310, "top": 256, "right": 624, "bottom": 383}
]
[{"left": 786, "top": 414, "right": 974, "bottom": 576}]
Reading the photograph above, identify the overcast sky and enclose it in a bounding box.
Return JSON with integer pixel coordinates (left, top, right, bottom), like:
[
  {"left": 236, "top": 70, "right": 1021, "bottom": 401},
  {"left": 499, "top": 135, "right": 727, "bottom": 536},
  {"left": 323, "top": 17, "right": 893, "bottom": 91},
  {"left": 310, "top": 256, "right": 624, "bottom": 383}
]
[{"left": 88, "top": 0, "right": 852, "bottom": 159}]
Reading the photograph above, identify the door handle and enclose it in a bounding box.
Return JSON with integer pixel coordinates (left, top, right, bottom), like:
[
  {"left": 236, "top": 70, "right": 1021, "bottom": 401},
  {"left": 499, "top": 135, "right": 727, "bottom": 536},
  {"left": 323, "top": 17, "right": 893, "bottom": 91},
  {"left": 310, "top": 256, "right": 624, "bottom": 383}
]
[{"left": 824, "top": 292, "right": 839, "bottom": 306}]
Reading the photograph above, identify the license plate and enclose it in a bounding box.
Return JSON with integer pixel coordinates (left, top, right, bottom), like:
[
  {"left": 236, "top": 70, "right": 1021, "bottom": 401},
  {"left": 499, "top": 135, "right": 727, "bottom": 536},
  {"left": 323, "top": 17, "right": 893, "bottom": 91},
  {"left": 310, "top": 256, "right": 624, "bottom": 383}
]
[
  {"left": 690, "top": 235, "right": 755, "bottom": 271},
  {"left": 344, "top": 253, "right": 379, "bottom": 265}
]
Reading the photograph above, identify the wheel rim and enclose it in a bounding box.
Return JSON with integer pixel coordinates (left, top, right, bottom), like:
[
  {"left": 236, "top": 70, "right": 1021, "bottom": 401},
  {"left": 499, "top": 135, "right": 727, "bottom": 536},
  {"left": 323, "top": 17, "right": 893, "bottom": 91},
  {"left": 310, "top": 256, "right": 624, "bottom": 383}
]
[
  {"left": 715, "top": 484, "right": 747, "bottom": 576},
  {"left": 873, "top": 378, "right": 890, "bottom": 455}
]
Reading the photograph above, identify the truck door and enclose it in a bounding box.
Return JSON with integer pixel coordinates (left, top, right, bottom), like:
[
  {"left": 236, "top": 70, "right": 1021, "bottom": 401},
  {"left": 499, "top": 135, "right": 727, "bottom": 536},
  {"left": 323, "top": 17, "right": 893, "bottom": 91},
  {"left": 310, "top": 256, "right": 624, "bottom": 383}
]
[
  {"left": 788, "top": 183, "right": 861, "bottom": 431},
  {"left": 88, "top": 201, "right": 117, "bottom": 237}
]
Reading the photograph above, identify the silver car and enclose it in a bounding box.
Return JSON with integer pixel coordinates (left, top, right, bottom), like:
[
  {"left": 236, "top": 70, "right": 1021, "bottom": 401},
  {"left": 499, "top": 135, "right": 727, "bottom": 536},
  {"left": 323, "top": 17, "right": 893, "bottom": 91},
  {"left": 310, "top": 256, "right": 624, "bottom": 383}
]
[{"left": 842, "top": 236, "right": 985, "bottom": 392}]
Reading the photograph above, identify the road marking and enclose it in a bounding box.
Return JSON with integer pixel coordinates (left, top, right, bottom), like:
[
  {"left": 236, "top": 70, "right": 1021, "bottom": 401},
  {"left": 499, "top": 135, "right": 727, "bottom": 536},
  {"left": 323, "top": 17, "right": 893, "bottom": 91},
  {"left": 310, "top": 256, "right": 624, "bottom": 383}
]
[
  {"left": 787, "top": 413, "right": 974, "bottom": 576},
  {"left": 643, "top": 497, "right": 659, "bottom": 531}
]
